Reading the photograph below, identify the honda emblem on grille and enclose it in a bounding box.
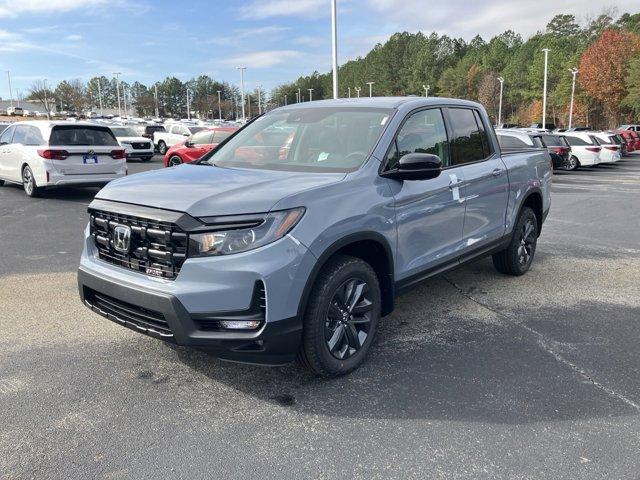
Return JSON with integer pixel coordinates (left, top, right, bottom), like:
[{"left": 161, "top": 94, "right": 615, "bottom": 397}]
[{"left": 113, "top": 225, "right": 131, "bottom": 253}]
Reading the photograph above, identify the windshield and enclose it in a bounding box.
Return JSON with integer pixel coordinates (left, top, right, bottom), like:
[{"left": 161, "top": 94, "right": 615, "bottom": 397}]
[
  {"left": 110, "top": 127, "right": 139, "bottom": 137},
  {"left": 203, "top": 107, "right": 392, "bottom": 173}
]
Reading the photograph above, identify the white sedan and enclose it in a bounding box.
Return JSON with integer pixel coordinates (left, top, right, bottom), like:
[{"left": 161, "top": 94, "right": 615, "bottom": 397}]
[
  {"left": 0, "top": 121, "right": 127, "bottom": 197},
  {"left": 108, "top": 126, "right": 155, "bottom": 162}
]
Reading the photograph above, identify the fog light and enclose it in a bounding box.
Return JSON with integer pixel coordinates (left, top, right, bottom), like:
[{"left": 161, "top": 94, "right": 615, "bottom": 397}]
[{"left": 219, "top": 320, "right": 261, "bottom": 330}]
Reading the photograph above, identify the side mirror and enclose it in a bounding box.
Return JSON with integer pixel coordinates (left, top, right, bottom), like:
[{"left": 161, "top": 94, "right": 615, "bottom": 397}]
[
  {"left": 184, "top": 140, "right": 193, "bottom": 148},
  {"left": 382, "top": 153, "right": 443, "bottom": 180},
  {"left": 183, "top": 133, "right": 190, "bottom": 137}
]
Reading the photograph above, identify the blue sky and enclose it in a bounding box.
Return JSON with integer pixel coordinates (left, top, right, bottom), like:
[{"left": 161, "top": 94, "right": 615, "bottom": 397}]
[{"left": 0, "top": 0, "right": 635, "bottom": 99}]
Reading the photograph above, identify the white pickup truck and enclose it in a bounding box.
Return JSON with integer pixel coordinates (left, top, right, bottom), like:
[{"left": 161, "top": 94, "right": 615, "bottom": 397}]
[{"left": 153, "top": 123, "right": 207, "bottom": 155}]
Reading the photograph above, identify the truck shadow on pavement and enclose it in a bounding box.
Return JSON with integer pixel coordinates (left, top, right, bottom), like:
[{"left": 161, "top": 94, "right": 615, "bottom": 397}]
[{"left": 173, "top": 265, "right": 639, "bottom": 425}]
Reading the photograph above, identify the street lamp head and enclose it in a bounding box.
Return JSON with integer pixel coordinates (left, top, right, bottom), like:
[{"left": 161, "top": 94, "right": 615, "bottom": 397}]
[
  {"left": 541, "top": 48, "right": 551, "bottom": 53},
  {"left": 497, "top": 77, "right": 504, "bottom": 83},
  {"left": 570, "top": 68, "right": 579, "bottom": 74}
]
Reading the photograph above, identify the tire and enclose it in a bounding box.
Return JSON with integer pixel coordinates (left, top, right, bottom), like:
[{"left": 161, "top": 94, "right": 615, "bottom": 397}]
[
  {"left": 0, "top": 179, "right": 4, "bottom": 186},
  {"left": 492, "top": 207, "right": 538, "bottom": 276},
  {"left": 565, "top": 156, "right": 579, "bottom": 171},
  {"left": 168, "top": 155, "right": 182, "bottom": 167},
  {"left": 298, "top": 255, "right": 381, "bottom": 377},
  {"left": 158, "top": 141, "right": 167, "bottom": 155},
  {"left": 22, "top": 165, "right": 43, "bottom": 197}
]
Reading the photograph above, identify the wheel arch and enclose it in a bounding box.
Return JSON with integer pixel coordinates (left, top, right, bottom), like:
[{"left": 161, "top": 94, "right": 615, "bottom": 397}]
[
  {"left": 518, "top": 188, "right": 544, "bottom": 237},
  {"left": 297, "top": 232, "right": 395, "bottom": 320}
]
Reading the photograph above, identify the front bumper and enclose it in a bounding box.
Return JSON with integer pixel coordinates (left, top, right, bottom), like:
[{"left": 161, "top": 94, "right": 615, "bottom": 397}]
[{"left": 78, "top": 229, "right": 316, "bottom": 365}]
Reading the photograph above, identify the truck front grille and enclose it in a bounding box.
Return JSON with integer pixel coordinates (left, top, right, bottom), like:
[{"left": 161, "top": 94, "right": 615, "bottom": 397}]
[
  {"left": 90, "top": 209, "right": 188, "bottom": 280},
  {"left": 132, "top": 142, "right": 151, "bottom": 150}
]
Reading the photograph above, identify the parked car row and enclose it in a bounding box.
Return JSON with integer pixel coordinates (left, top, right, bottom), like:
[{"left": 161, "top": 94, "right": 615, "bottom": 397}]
[{"left": 496, "top": 126, "right": 633, "bottom": 171}]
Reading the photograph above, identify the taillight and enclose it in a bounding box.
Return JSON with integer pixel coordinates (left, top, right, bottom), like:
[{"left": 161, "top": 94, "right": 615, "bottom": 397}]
[
  {"left": 111, "top": 149, "right": 126, "bottom": 159},
  {"left": 38, "top": 149, "right": 69, "bottom": 160},
  {"left": 586, "top": 147, "right": 601, "bottom": 153},
  {"left": 604, "top": 146, "right": 619, "bottom": 151},
  {"left": 551, "top": 147, "right": 568, "bottom": 155}
]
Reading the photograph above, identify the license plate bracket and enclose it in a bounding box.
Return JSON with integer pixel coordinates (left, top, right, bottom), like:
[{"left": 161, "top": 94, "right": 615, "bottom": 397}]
[{"left": 83, "top": 155, "right": 98, "bottom": 164}]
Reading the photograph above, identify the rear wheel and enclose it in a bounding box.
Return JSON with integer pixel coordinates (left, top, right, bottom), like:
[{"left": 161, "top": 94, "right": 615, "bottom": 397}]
[
  {"left": 22, "top": 166, "right": 43, "bottom": 198},
  {"left": 168, "top": 155, "right": 182, "bottom": 167},
  {"left": 492, "top": 207, "right": 538, "bottom": 276},
  {"left": 565, "top": 156, "right": 579, "bottom": 171},
  {"left": 158, "top": 141, "right": 167, "bottom": 155},
  {"left": 298, "top": 255, "right": 381, "bottom": 377}
]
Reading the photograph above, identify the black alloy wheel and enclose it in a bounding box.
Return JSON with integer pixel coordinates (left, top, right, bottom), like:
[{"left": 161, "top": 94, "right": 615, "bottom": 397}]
[{"left": 324, "top": 278, "right": 374, "bottom": 360}]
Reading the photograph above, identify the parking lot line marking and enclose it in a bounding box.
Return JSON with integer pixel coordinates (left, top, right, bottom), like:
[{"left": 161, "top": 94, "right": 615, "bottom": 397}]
[{"left": 443, "top": 277, "right": 640, "bottom": 412}]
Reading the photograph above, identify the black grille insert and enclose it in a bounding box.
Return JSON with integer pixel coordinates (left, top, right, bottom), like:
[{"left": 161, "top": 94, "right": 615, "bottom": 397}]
[
  {"left": 85, "top": 288, "right": 173, "bottom": 338},
  {"left": 132, "top": 142, "right": 151, "bottom": 150},
  {"left": 90, "top": 209, "right": 188, "bottom": 279}
]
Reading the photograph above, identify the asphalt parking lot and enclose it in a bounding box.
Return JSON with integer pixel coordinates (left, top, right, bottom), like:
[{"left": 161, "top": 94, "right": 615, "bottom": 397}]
[{"left": 1, "top": 155, "right": 640, "bottom": 479}]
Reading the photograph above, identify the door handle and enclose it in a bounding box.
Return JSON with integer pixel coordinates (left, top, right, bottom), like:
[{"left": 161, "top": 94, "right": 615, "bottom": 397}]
[
  {"left": 448, "top": 179, "right": 463, "bottom": 189},
  {"left": 492, "top": 168, "right": 503, "bottom": 177}
]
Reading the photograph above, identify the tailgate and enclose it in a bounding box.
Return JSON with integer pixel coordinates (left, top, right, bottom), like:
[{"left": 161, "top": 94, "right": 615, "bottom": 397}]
[{"left": 49, "top": 146, "right": 122, "bottom": 175}]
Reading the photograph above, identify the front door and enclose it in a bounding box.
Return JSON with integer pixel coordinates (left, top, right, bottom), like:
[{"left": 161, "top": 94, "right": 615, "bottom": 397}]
[{"left": 384, "top": 108, "right": 467, "bottom": 281}]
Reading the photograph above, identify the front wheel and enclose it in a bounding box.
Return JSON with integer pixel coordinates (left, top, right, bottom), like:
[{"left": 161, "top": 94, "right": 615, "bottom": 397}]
[
  {"left": 0, "top": 179, "right": 4, "bottom": 186},
  {"left": 157, "top": 141, "right": 167, "bottom": 155},
  {"left": 492, "top": 207, "right": 538, "bottom": 276},
  {"left": 22, "top": 166, "right": 43, "bottom": 198},
  {"left": 298, "top": 255, "right": 381, "bottom": 377}
]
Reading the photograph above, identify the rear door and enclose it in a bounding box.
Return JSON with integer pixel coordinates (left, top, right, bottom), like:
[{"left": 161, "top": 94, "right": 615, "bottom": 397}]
[
  {"left": 446, "top": 107, "right": 509, "bottom": 248},
  {"left": 47, "top": 125, "right": 122, "bottom": 175}
]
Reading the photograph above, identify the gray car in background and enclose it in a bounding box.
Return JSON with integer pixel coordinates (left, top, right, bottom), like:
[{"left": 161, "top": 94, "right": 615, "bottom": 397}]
[{"left": 78, "top": 97, "right": 551, "bottom": 376}]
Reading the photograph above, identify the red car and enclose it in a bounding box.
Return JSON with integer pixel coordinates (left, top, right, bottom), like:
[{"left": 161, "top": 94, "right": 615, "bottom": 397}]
[
  {"left": 629, "top": 130, "right": 640, "bottom": 152},
  {"left": 616, "top": 130, "right": 636, "bottom": 154},
  {"left": 163, "top": 126, "right": 238, "bottom": 167}
]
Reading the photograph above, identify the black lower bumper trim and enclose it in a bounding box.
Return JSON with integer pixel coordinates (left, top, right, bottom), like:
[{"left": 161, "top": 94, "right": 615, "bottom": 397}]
[{"left": 78, "top": 267, "right": 302, "bottom": 366}]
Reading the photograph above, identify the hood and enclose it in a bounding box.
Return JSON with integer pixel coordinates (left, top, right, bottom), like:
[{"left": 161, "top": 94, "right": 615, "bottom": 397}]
[{"left": 96, "top": 164, "right": 346, "bottom": 217}]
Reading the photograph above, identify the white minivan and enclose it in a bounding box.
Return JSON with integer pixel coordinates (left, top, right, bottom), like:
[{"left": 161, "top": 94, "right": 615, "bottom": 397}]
[
  {"left": 0, "top": 121, "right": 127, "bottom": 197},
  {"left": 559, "top": 132, "right": 602, "bottom": 170}
]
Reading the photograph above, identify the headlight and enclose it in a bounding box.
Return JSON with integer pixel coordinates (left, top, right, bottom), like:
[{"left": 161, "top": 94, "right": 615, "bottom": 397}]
[{"left": 189, "top": 207, "right": 305, "bottom": 257}]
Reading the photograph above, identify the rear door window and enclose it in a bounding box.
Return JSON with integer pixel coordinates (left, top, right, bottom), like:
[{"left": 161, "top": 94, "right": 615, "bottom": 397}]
[
  {"left": 448, "top": 108, "right": 488, "bottom": 165},
  {"left": 25, "top": 126, "right": 44, "bottom": 146},
  {"left": 12, "top": 125, "right": 28, "bottom": 144},
  {"left": 49, "top": 126, "right": 119, "bottom": 146}
]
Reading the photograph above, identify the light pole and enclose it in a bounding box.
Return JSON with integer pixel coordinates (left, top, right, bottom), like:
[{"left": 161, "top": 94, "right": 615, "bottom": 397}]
[
  {"left": 422, "top": 84, "right": 430, "bottom": 97},
  {"left": 97, "top": 78, "right": 104, "bottom": 117},
  {"left": 497, "top": 77, "right": 504, "bottom": 127},
  {"left": 348, "top": 87, "right": 351, "bottom": 98},
  {"left": 331, "top": 0, "right": 339, "bottom": 99},
  {"left": 216, "top": 90, "right": 222, "bottom": 121},
  {"left": 154, "top": 84, "right": 159, "bottom": 118},
  {"left": 366, "top": 81, "right": 374, "bottom": 97},
  {"left": 113, "top": 72, "right": 122, "bottom": 118},
  {"left": 541, "top": 48, "right": 550, "bottom": 129},
  {"left": 186, "top": 88, "right": 192, "bottom": 120},
  {"left": 122, "top": 85, "right": 128, "bottom": 117},
  {"left": 6, "top": 71, "right": 13, "bottom": 109},
  {"left": 308, "top": 88, "right": 314, "bottom": 101},
  {"left": 257, "top": 86, "right": 262, "bottom": 115},
  {"left": 568, "top": 68, "right": 579, "bottom": 129},
  {"left": 236, "top": 66, "right": 246, "bottom": 122},
  {"left": 43, "top": 78, "right": 50, "bottom": 120},
  {"left": 355, "top": 87, "right": 361, "bottom": 98},
  {"left": 284, "top": 95, "right": 288, "bottom": 106},
  {"left": 297, "top": 87, "right": 301, "bottom": 104}
]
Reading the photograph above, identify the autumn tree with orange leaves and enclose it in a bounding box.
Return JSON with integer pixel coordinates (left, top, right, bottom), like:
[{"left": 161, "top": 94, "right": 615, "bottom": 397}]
[{"left": 579, "top": 29, "right": 640, "bottom": 125}]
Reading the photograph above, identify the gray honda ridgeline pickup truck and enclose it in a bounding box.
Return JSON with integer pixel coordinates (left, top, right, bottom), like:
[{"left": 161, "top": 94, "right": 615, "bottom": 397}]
[{"left": 78, "top": 97, "right": 551, "bottom": 377}]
